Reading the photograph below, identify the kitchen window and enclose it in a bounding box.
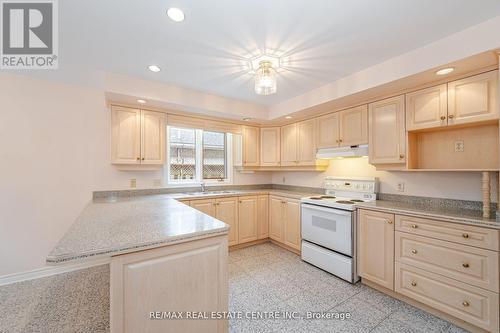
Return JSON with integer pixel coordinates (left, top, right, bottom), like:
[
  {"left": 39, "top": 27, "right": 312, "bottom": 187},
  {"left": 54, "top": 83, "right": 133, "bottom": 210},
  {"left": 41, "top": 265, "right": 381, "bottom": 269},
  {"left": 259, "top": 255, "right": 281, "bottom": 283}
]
[{"left": 166, "top": 126, "right": 232, "bottom": 185}]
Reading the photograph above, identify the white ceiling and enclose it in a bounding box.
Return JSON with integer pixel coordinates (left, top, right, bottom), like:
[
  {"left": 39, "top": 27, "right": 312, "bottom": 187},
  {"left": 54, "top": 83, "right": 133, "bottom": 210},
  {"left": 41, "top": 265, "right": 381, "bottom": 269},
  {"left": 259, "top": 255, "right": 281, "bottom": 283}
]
[{"left": 56, "top": 1, "right": 500, "bottom": 106}]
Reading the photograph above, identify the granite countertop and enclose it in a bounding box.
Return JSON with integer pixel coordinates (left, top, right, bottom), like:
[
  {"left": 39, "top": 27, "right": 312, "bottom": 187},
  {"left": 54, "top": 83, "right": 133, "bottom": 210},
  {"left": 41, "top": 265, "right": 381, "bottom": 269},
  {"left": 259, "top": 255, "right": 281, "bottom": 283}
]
[
  {"left": 47, "top": 188, "right": 316, "bottom": 265},
  {"left": 356, "top": 200, "right": 500, "bottom": 229},
  {"left": 47, "top": 195, "right": 229, "bottom": 264}
]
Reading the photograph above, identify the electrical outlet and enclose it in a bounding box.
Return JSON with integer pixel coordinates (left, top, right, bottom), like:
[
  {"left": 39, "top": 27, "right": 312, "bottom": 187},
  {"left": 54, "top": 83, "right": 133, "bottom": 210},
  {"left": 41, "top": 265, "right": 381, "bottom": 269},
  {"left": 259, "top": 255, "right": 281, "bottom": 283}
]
[
  {"left": 397, "top": 182, "right": 405, "bottom": 192},
  {"left": 153, "top": 179, "right": 162, "bottom": 187},
  {"left": 130, "top": 178, "right": 137, "bottom": 188},
  {"left": 454, "top": 141, "right": 464, "bottom": 152}
]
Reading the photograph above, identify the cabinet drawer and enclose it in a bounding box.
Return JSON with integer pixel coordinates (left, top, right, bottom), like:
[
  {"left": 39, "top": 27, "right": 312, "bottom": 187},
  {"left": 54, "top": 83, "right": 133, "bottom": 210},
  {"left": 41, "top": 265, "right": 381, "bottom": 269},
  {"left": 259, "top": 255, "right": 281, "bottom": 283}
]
[
  {"left": 395, "top": 232, "right": 499, "bottom": 292},
  {"left": 395, "top": 262, "right": 499, "bottom": 333},
  {"left": 396, "top": 215, "right": 499, "bottom": 251}
]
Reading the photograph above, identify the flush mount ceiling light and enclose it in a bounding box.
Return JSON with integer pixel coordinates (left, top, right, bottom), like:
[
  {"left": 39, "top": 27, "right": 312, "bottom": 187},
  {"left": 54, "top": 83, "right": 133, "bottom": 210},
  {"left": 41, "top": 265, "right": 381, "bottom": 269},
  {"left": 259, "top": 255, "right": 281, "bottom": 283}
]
[
  {"left": 167, "top": 7, "right": 185, "bottom": 22},
  {"left": 148, "top": 65, "right": 161, "bottom": 72},
  {"left": 436, "top": 67, "right": 454, "bottom": 75},
  {"left": 243, "top": 117, "right": 252, "bottom": 121},
  {"left": 137, "top": 99, "right": 146, "bottom": 104},
  {"left": 285, "top": 116, "right": 292, "bottom": 119},
  {"left": 254, "top": 60, "right": 277, "bottom": 95}
]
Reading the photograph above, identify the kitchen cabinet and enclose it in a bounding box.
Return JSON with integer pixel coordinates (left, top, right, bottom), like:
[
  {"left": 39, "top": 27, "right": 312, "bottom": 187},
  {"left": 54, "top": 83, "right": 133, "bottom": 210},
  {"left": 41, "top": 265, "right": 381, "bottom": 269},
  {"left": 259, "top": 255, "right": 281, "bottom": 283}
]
[
  {"left": 368, "top": 95, "right": 406, "bottom": 165},
  {"left": 111, "top": 105, "right": 165, "bottom": 165},
  {"left": 238, "top": 196, "right": 258, "bottom": 244},
  {"left": 260, "top": 127, "right": 280, "bottom": 166},
  {"left": 257, "top": 195, "right": 269, "bottom": 239},
  {"left": 447, "top": 70, "right": 499, "bottom": 126},
  {"left": 190, "top": 199, "right": 216, "bottom": 217},
  {"left": 358, "top": 209, "right": 395, "bottom": 290},
  {"left": 283, "top": 199, "right": 301, "bottom": 251},
  {"left": 269, "top": 196, "right": 301, "bottom": 251},
  {"left": 215, "top": 197, "right": 239, "bottom": 246},
  {"left": 406, "top": 84, "right": 448, "bottom": 131},
  {"left": 339, "top": 105, "right": 368, "bottom": 147},
  {"left": 110, "top": 235, "right": 228, "bottom": 333},
  {"left": 316, "top": 112, "right": 340, "bottom": 148},
  {"left": 280, "top": 119, "right": 317, "bottom": 166},
  {"left": 242, "top": 126, "right": 260, "bottom": 166}
]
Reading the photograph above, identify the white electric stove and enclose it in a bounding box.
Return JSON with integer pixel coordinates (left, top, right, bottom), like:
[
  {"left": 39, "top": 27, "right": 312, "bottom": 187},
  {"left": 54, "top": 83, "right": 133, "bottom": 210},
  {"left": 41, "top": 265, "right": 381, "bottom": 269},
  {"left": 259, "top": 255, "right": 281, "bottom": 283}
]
[{"left": 301, "top": 176, "right": 378, "bottom": 283}]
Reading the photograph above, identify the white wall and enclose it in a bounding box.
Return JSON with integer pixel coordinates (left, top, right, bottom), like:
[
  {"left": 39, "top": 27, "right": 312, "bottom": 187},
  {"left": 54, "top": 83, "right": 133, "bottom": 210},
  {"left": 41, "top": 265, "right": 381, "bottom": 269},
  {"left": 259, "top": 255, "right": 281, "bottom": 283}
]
[
  {"left": 0, "top": 73, "right": 271, "bottom": 276},
  {"left": 272, "top": 158, "right": 498, "bottom": 202}
]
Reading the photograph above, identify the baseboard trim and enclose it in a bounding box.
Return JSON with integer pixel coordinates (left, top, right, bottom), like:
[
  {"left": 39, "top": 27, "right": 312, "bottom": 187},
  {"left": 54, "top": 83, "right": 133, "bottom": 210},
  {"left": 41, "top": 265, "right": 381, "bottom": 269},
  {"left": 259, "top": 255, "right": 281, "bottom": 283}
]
[
  {"left": 229, "top": 238, "right": 269, "bottom": 251},
  {"left": 0, "top": 257, "right": 111, "bottom": 287},
  {"left": 269, "top": 239, "right": 301, "bottom": 255}
]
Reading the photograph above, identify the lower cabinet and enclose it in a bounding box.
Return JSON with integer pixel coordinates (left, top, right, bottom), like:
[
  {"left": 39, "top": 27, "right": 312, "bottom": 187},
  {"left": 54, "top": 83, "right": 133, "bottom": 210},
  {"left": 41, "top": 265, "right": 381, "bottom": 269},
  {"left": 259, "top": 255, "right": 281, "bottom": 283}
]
[
  {"left": 238, "top": 196, "right": 258, "bottom": 244},
  {"left": 257, "top": 195, "right": 269, "bottom": 239},
  {"left": 357, "top": 209, "right": 395, "bottom": 290},
  {"left": 269, "top": 195, "right": 301, "bottom": 251},
  {"left": 110, "top": 235, "right": 228, "bottom": 333},
  {"left": 215, "top": 197, "right": 239, "bottom": 246},
  {"left": 190, "top": 199, "right": 216, "bottom": 217}
]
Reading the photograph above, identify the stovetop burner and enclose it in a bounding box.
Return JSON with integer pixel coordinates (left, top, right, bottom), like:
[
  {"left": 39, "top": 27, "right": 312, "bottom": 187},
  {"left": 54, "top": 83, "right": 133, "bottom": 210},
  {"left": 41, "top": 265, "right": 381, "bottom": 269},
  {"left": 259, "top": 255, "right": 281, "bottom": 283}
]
[
  {"left": 320, "top": 195, "right": 336, "bottom": 199},
  {"left": 309, "top": 197, "right": 323, "bottom": 200},
  {"left": 336, "top": 200, "right": 356, "bottom": 204},
  {"left": 350, "top": 199, "right": 364, "bottom": 202}
]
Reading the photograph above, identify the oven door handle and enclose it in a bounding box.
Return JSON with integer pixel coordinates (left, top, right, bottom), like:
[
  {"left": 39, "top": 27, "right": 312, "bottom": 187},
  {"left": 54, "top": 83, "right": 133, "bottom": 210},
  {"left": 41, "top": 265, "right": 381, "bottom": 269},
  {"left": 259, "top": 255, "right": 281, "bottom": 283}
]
[{"left": 301, "top": 203, "right": 353, "bottom": 216}]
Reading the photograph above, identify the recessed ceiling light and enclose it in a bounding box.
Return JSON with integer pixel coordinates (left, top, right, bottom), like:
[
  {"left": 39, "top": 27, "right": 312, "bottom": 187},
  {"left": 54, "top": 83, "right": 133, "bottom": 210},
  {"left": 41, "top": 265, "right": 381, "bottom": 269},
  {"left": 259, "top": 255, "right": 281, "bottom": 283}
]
[
  {"left": 167, "top": 8, "right": 185, "bottom": 22},
  {"left": 148, "top": 65, "right": 161, "bottom": 72},
  {"left": 436, "top": 67, "right": 454, "bottom": 75},
  {"left": 137, "top": 99, "right": 146, "bottom": 104},
  {"left": 243, "top": 117, "right": 252, "bottom": 122},
  {"left": 285, "top": 116, "right": 292, "bottom": 119}
]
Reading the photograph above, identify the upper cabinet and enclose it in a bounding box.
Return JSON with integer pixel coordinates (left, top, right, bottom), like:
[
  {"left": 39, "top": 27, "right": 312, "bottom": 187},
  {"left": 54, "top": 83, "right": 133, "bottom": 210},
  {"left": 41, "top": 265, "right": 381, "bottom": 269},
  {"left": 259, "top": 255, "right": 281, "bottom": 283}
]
[
  {"left": 316, "top": 105, "right": 367, "bottom": 148},
  {"left": 242, "top": 126, "right": 260, "bottom": 166},
  {"left": 406, "top": 84, "right": 448, "bottom": 131},
  {"left": 368, "top": 95, "right": 406, "bottom": 165},
  {"left": 406, "top": 71, "right": 499, "bottom": 131},
  {"left": 447, "top": 70, "right": 499, "bottom": 126},
  {"left": 281, "top": 119, "right": 317, "bottom": 166},
  {"left": 111, "top": 106, "right": 165, "bottom": 165},
  {"left": 260, "top": 127, "right": 280, "bottom": 166}
]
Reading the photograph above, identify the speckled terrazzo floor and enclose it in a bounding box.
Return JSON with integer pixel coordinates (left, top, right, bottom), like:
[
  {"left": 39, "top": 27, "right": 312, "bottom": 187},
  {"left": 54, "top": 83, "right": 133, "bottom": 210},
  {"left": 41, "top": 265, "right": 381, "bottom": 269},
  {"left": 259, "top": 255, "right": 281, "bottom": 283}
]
[{"left": 228, "top": 243, "right": 470, "bottom": 333}]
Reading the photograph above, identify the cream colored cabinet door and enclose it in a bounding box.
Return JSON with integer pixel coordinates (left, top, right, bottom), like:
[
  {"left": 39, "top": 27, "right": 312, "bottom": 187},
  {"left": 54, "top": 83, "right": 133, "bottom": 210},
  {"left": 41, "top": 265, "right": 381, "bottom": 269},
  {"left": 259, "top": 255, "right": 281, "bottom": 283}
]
[
  {"left": 283, "top": 199, "right": 301, "bottom": 250},
  {"left": 141, "top": 110, "right": 165, "bottom": 164},
  {"left": 238, "top": 196, "right": 258, "bottom": 244},
  {"left": 448, "top": 70, "right": 499, "bottom": 126},
  {"left": 297, "top": 119, "right": 316, "bottom": 165},
  {"left": 111, "top": 106, "right": 141, "bottom": 164},
  {"left": 368, "top": 95, "right": 406, "bottom": 165},
  {"left": 339, "top": 105, "right": 368, "bottom": 146},
  {"left": 215, "top": 197, "right": 239, "bottom": 246},
  {"left": 242, "top": 126, "right": 260, "bottom": 166},
  {"left": 280, "top": 123, "right": 298, "bottom": 166},
  {"left": 406, "top": 84, "right": 447, "bottom": 131},
  {"left": 190, "top": 199, "right": 216, "bottom": 217},
  {"left": 269, "top": 196, "right": 284, "bottom": 242},
  {"left": 316, "top": 113, "right": 340, "bottom": 148},
  {"left": 260, "top": 127, "right": 281, "bottom": 166},
  {"left": 358, "top": 209, "right": 395, "bottom": 290},
  {"left": 257, "top": 195, "right": 269, "bottom": 239}
]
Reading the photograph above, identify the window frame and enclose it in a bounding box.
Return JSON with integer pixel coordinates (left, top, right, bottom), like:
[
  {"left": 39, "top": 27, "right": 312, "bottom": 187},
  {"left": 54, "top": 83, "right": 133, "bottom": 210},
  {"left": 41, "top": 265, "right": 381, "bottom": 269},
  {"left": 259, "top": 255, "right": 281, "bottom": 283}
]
[{"left": 166, "top": 126, "right": 233, "bottom": 187}]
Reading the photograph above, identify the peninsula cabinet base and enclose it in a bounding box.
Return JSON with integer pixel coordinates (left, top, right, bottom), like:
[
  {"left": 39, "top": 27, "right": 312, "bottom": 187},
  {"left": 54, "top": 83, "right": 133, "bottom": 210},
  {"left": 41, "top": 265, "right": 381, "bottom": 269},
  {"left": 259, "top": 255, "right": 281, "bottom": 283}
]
[
  {"left": 110, "top": 235, "right": 228, "bottom": 333},
  {"left": 361, "top": 279, "right": 497, "bottom": 333}
]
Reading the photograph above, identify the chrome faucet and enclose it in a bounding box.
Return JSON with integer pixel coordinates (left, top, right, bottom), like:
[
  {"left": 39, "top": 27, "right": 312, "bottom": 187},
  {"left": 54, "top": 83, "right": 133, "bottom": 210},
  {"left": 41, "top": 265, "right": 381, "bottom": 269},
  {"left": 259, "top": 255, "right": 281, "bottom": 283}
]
[{"left": 200, "top": 182, "right": 206, "bottom": 192}]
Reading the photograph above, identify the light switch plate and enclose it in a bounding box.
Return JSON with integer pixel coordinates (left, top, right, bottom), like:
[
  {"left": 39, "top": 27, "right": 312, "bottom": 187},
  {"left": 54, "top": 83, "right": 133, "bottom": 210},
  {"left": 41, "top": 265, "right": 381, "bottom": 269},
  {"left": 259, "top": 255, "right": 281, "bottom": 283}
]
[
  {"left": 397, "top": 182, "right": 405, "bottom": 192},
  {"left": 454, "top": 141, "right": 464, "bottom": 152},
  {"left": 130, "top": 178, "right": 137, "bottom": 188}
]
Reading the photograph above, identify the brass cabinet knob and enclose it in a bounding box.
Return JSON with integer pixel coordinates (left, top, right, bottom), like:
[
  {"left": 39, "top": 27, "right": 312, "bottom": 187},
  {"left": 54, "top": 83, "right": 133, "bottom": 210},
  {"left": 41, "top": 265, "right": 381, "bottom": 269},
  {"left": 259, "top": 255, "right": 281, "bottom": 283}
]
[
  {"left": 462, "top": 233, "right": 469, "bottom": 239},
  {"left": 440, "top": 115, "right": 446, "bottom": 120},
  {"left": 411, "top": 281, "right": 417, "bottom": 287},
  {"left": 448, "top": 114, "right": 455, "bottom": 119},
  {"left": 136, "top": 157, "right": 140, "bottom": 161},
  {"left": 411, "top": 249, "right": 418, "bottom": 254},
  {"left": 462, "top": 301, "right": 470, "bottom": 307},
  {"left": 411, "top": 224, "right": 418, "bottom": 229},
  {"left": 336, "top": 139, "right": 339, "bottom": 143},
  {"left": 462, "top": 263, "right": 470, "bottom": 268},
  {"left": 141, "top": 157, "right": 145, "bottom": 160},
  {"left": 387, "top": 219, "right": 393, "bottom": 224},
  {"left": 239, "top": 201, "right": 242, "bottom": 203},
  {"left": 339, "top": 139, "right": 343, "bottom": 143},
  {"left": 399, "top": 154, "right": 405, "bottom": 159}
]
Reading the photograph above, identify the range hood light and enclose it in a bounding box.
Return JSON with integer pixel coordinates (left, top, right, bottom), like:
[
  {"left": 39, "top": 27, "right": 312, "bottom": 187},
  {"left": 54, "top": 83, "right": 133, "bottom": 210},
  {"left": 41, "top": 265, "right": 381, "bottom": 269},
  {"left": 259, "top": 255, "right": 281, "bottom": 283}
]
[{"left": 316, "top": 144, "right": 369, "bottom": 159}]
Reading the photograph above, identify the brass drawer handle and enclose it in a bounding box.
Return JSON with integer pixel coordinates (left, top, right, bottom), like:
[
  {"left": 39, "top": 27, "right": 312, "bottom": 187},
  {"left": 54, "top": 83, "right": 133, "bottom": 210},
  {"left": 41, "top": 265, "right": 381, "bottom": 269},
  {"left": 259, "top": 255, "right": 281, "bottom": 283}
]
[
  {"left": 462, "top": 263, "right": 470, "bottom": 268},
  {"left": 411, "top": 281, "right": 417, "bottom": 287},
  {"left": 411, "top": 249, "right": 417, "bottom": 254},
  {"left": 411, "top": 224, "right": 418, "bottom": 229},
  {"left": 462, "top": 233, "right": 469, "bottom": 239},
  {"left": 440, "top": 116, "right": 446, "bottom": 120},
  {"left": 462, "top": 301, "right": 469, "bottom": 307}
]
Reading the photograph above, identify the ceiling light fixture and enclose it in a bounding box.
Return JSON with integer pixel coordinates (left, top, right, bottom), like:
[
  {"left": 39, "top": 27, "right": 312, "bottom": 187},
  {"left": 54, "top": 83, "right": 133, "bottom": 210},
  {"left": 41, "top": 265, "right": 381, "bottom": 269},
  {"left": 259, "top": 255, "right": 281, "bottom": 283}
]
[
  {"left": 255, "top": 61, "right": 277, "bottom": 95},
  {"left": 167, "top": 8, "right": 185, "bottom": 22},
  {"left": 243, "top": 117, "right": 252, "bottom": 122},
  {"left": 285, "top": 116, "right": 292, "bottom": 119},
  {"left": 137, "top": 99, "right": 146, "bottom": 104},
  {"left": 436, "top": 67, "right": 454, "bottom": 75},
  {"left": 148, "top": 65, "right": 161, "bottom": 72}
]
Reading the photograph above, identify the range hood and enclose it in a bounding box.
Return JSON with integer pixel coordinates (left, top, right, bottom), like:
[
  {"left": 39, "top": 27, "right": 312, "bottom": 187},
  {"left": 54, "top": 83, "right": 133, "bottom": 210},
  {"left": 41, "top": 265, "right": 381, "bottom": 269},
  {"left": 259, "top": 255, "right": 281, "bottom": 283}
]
[{"left": 316, "top": 144, "right": 369, "bottom": 159}]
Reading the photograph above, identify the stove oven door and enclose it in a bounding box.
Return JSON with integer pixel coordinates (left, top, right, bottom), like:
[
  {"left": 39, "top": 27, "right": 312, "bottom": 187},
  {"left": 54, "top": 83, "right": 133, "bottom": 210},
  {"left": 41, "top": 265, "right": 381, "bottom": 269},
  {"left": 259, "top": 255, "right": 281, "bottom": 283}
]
[{"left": 301, "top": 203, "right": 352, "bottom": 256}]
